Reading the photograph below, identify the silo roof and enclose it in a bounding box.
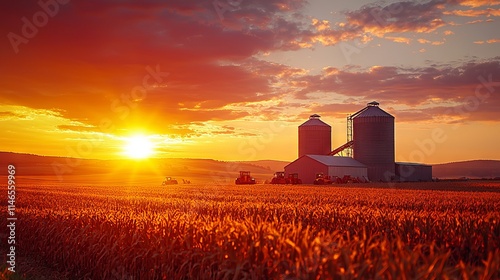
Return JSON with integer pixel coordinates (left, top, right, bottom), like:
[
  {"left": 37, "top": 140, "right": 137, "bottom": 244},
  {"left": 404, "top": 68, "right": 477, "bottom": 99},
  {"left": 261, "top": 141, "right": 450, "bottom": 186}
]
[
  {"left": 306, "top": 155, "right": 366, "bottom": 167},
  {"left": 299, "top": 118, "right": 330, "bottom": 127},
  {"left": 353, "top": 105, "right": 393, "bottom": 118}
]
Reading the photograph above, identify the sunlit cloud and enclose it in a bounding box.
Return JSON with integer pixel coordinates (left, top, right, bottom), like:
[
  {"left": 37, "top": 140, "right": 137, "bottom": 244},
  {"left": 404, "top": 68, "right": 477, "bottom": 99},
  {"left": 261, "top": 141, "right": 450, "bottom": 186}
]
[
  {"left": 386, "top": 36, "right": 411, "bottom": 44},
  {"left": 475, "top": 38, "right": 500, "bottom": 44},
  {"left": 444, "top": 8, "right": 500, "bottom": 17},
  {"left": 458, "top": 0, "right": 500, "bottom": 8}
]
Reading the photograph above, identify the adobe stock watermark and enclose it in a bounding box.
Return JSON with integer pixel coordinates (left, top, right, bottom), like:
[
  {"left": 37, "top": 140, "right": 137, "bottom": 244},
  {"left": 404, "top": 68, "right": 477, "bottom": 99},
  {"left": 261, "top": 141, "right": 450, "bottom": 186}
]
[
  {"left": 51, "top": 65, "right": 169, "bottom": 181},
  {"left": 6, "top": 164, "right": 17, "bottom": 273},
  {"left": 7, "top": 0, "right": 70, "bottom": 54},
  {"left": 213, "top": 0, "right": 243, "bottom": 21},
  {"left": 339, "top": 3, "right": 404, "bottom": 63},
  {"left": 210, "top": 121, "right": 285, "bottom": 184},
  {"left": 384, "top": 73, "right": 497, "bottom": 183}
]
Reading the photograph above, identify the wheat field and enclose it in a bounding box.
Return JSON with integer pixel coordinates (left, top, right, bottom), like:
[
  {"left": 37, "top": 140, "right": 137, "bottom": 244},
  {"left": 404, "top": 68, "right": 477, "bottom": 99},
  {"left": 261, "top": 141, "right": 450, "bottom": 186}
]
[{"left": 2, "top": 182, "right": 500, "bottom": 279}]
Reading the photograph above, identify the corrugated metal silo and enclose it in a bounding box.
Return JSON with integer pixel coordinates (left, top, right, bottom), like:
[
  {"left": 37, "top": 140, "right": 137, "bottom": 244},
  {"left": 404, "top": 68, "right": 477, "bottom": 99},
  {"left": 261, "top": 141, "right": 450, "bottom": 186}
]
[
  {"left": 352, "top": 102, "right": 395, "bottom": 181},
  {"left": 298, "top": 114, "right": 331, "bottom": 157}
]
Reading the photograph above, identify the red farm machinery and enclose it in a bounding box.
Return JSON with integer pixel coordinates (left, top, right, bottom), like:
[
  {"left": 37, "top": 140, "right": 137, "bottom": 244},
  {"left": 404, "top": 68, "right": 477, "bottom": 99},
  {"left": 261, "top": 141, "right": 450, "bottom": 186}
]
[
  {"left": 235, "top": 171, "right": 256, "bottom": 185},
  {"left": 287, "top": 173, "right": 302, "bottom": 184},
  {"left": 162, "top": 176, "right": 178, "bottom": 185},
  {"left": 271, "top": 172, "right": 287, "bottom": 184},
  {"left": 271, "top": 172, "right": 302, "bottom": 184},
  {"left": 313, "top": 173, "right": 332, "bottom": 185}
]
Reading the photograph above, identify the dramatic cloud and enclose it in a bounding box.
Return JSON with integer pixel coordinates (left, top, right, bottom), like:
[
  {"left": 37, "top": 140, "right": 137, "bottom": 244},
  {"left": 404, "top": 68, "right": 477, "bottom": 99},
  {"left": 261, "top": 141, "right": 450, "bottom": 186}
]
[
  {"left": 0, "top": 0, "right": 498, "bottom": 138},
  {"left": 293, "top": 60, "right": 500, "bottom": 122},
  {"left": 345, "top": 1, "right": 447, "bottom": 35},
  {"left": 307, "top": 0, "right": 499, "bottom": 47},
  {"left": 0, "top": 0, "right": 315, "bottom": 136}
]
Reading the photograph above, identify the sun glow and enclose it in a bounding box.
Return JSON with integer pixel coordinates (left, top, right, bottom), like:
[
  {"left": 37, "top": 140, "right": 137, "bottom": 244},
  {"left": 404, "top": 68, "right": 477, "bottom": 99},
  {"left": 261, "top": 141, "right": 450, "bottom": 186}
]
[{"left": 123, "top": 135, "right": 155, "bottom": 159}]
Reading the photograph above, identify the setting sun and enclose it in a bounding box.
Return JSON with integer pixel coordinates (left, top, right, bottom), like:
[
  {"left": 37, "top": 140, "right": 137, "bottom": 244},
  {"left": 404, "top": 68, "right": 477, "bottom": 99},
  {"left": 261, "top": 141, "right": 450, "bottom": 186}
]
[{"left": 123, "top": 135, "right": 155, "bottom": 159}]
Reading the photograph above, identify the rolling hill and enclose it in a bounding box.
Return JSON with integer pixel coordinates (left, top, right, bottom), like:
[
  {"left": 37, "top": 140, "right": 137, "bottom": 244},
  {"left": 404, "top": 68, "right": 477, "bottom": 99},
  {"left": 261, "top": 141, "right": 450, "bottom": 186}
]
[
  {"left": 1, "top": 152, "right": 498, "bottom": 184},
  {"left": 432, "top": 160, "right": 500, "bottom": 179},
  {"left": 0, "top": 152, "right": 276, "bottom": 185}
]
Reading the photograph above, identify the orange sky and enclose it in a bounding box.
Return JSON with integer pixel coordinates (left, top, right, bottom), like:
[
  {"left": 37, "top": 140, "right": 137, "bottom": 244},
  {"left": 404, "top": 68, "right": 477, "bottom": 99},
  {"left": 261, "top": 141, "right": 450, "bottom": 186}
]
[{"left": 1, "top": 1, "right": 499, "bottom": 164}]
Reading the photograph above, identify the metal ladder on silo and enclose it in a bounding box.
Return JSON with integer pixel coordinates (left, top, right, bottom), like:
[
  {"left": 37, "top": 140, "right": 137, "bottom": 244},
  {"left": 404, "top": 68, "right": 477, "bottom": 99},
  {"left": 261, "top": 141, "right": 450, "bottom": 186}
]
[
  {"left": 345, "top": 105, "right": 370, "bottom": 157},
  {"left": 346, "top": 114, "right": 353, "bottom": 157}
]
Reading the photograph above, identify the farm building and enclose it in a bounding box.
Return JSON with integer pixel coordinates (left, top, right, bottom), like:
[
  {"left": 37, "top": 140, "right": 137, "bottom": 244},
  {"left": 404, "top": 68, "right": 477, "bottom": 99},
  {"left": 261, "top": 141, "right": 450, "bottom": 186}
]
[
  {"left": 285, "top": 155, "right": 367, "bottom": 184},
  {"left": 395, "top": 162, "right": 432, "bottom": 182},
  {"left": 286, "top": 102, "right": 432, "bottom": 182}
]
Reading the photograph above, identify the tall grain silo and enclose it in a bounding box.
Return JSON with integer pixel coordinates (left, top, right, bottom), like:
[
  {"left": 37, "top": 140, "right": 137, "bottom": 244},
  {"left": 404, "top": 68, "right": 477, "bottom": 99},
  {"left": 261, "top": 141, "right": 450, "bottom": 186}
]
[
  {"left": 298, "top": 114, "right": 331, "bottom": 157},
  {"left": 352, "top": 102, "right": 395, "bottom": 181}
]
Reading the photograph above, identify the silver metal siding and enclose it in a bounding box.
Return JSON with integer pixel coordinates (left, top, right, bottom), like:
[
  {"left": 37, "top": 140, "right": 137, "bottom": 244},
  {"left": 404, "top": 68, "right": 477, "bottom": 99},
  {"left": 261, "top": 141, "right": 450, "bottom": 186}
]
[{"left": 353, "top": 111, "right": 395, "bottom": 181}]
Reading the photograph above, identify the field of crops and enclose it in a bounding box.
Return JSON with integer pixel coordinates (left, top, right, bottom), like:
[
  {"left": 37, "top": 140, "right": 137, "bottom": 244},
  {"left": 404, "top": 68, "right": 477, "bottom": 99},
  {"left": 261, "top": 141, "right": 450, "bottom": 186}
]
[{"left": 2, "top": 181, "right": 500, "bottom": 279}]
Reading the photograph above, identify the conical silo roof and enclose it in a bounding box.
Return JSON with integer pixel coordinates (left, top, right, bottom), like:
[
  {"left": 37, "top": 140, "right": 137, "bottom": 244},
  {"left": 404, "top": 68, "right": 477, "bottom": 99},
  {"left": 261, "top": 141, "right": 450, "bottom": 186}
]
[
  {"left": 299, "top": 114, "right": 331, "bottom": 127},
  {"left": 352, "top": 102, "right": 393, "bottom": 118}
]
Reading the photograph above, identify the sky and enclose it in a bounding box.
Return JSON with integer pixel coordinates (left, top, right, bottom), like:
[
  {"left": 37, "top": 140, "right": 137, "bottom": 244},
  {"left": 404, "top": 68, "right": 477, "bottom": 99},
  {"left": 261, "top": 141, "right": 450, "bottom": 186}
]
[{"left": 0, "top": 0, "right": 499, "bottom": 164}]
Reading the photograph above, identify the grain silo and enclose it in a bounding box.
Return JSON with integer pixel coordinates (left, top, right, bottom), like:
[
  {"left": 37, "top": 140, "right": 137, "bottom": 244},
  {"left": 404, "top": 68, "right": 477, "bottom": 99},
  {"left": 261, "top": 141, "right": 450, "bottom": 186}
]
[
  {"left": 298, "top": 114, "right": 331, "bottom": 157},
  {"left": 352, "top": 102, "right": 395, "bottom": 181}
]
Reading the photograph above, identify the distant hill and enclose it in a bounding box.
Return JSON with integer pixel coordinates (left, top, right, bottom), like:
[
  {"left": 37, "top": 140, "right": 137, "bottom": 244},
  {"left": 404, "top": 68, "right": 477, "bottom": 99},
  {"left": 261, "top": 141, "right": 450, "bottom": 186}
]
[
  {"left": 238, "top": 160, "right": 290, "bottom": 172},
  {"left": 432, "top": 160, "right": 500, "bottom": 179},
  {"left": 0, "top": 152, "right": 276, "bottom": 185}
]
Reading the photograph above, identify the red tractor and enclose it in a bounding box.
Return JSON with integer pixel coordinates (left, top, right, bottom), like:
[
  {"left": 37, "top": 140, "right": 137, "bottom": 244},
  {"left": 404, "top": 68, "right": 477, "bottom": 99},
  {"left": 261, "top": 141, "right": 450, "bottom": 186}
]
[
  {"left": 235, "top": 171, "right": 256, "bottom": 185},
  {"left": 162, "top": 176, "right": 178, "bottom": 185},
  {"left": 286, "top": 173, "right": 302, "bottom": 184},
  {"left": 314, "top": 173, "right": 332, "bottom": 185},
  {"left": 271, "top": 171, "right": 287, "bottom": 184}
]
